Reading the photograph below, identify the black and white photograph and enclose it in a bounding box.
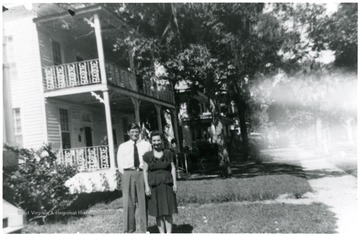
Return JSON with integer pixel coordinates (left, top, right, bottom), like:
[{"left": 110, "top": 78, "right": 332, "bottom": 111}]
[{"left": 2, "top": 1, "right": 358, "bottom": 234}]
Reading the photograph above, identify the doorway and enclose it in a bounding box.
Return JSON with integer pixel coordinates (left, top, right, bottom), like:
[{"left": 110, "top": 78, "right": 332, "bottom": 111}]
[{"left": 84, "top": 126, "right": 93, "bottom": 147}]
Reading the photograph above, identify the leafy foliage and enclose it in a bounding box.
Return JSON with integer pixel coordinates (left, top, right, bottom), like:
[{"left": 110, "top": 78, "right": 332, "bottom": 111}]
[
  {"left": 3, "top": 144, "right": 78, "bottom": 223},
  {"left": 310, "top": 3, "right": 358, "bottom": 69},
  {"left": 104, "top": 3, "right": 356, "bottom": 153}
]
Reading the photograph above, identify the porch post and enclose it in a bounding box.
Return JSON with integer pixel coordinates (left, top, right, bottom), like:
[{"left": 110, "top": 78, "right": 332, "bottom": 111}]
[
  {"left": 171, "top": 109, "right": 180, "bottom": 150},
  {"left": 94, "top": 13, "right": 115, "bottom": 169},
  {"left": 155, "top": 104, "right": 163, "bottom": 133},
  {"left": 131, "top": 97, "right": 141, "bottom": 126},
  {"left": 94, "top": 13, "right": 107, "bottom": 85}
]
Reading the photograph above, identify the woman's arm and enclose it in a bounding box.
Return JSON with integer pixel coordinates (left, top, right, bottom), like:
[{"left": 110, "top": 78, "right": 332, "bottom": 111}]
[
  {"left": 143, "top": 161, "right": 151, "bottom": 196},
  {"left": 171, "top": 161, "right": 177, "bottom": 193}
]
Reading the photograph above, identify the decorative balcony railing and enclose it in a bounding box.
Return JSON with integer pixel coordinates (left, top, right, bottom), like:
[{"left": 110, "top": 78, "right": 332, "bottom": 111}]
[
  {"left": 106, "top": 63, "right": 175, "bottom": 104},
  {"left": 42, "top": 59, "right": 175, "bottom": 104},
  {"left": 106, "top": 63, "right": 137, "bottom": 91},
  {"left": 142, "top": 79, "right": 175, "bottom": 104},
  {"left": 57, "top": 145, "right": 110, "bottom": 172},
  {"left": 43, "top": 59, "right": 101, "bottom": 90}
]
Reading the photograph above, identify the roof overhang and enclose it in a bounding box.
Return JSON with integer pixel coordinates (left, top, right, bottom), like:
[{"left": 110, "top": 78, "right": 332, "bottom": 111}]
[{"left": 33, "top": 4, "right": 142, "bottom": 38}]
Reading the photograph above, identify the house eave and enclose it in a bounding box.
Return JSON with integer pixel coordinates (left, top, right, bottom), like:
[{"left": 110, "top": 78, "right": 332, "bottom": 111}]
[
  {"left": 33, "top": 4, "right": 103, "bottom": 23},
  {"left": 32, "top": 4, "right": 142, "bottom": 38}
]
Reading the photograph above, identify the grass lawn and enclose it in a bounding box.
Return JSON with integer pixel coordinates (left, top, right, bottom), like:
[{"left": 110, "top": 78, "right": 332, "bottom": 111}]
[
  {"left": 23, "top": 172, "right": 336, "bottom": 233},
  {"left": 177, "top": 174, "right": 312, "bottom": 204},
  {"left": 23, "top": 201, "right": 336, "bottom": 233},
  {"left": 166, "top": 202, "right": 336, "bottom": 233}
]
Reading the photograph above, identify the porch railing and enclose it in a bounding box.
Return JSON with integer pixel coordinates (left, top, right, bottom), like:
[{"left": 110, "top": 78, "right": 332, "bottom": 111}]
[
  {"left": 57, "top": 145, "right": 110, "bottom": 172},
  {"left": 105, "top": 63, "right": 175, "bottom": 103},
  {"left": 106, "top": 63, "right": 137, "bottom": 91},
  {"left": 142, "top": 79, "right": 175, "bottom": 104},
  {"left": 42, "top": 59, "right": 175, "bottom": 104},
  {"left": 43, "top": 59, "right": 101, "bottom": 90}
]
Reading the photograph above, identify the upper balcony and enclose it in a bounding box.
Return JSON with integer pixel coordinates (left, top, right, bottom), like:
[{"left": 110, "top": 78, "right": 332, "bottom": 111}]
[
  {"left": 42, "top": 58, "right": 175, "bottom": 104},
  {"left": 35, "top": 4, "right": 175, "bottom": 104}
]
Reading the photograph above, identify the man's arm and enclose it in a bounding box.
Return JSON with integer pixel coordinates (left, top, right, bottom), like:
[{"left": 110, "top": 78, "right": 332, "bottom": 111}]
[{"left": 116, "top": 144, "right": 124, "bottom": 174}]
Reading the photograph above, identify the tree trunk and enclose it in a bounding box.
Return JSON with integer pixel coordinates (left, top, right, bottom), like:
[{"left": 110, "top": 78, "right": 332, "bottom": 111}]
[
  {"left": 232, "top": 80, "right": 249, "bottom": 160},
  {"left": 235, "top": 96, "right": 249, "bottom": 160}
]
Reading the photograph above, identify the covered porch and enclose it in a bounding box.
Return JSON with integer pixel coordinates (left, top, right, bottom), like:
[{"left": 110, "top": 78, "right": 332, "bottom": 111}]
[
  {"left": 46, "top": 89, "right": 179, "bottom": 174},
  {"left": 34, "top": 4, "right": 179, "bottom": 177}
]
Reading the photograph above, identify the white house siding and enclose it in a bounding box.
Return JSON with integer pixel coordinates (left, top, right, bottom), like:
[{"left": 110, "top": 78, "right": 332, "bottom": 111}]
[
  {"left": 37, "top": 27, "right": 98, "bottom": 68},
  {"left": 45, "top": 98, "right": 135, "bottom": 151},
  {"left": 4, "top": 15, "right": 47, "bottom": 149}
]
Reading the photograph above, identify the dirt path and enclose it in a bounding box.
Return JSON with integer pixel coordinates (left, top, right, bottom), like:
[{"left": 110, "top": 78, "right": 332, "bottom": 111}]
[{"left": 265, "top": 146, "right": 358, "bottom": 234}]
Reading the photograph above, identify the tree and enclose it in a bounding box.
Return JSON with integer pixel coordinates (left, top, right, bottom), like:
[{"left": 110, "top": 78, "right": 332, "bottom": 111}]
[
  {"left": 105, "top": 3, "right": 356, "bottom": 157},
  {"left": 107, "top": 3, "right": 293, "bottom": 159},
  {"left": 309, "top": 3, "right": 358, "bottom": 70}
]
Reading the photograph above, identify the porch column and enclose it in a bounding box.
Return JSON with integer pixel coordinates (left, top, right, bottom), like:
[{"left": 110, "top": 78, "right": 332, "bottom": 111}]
[
  {"left": 155, "top": 104, "right": 163, "bottom": 133},
  {"left": 94, "top": 13, "right": 115, "bottom": 169},
  {"left": 171, "top": 109, "right": 180, "bottom": 150},
  {"left": 131, "top": 97, "right": 141, "bottom": 126}
]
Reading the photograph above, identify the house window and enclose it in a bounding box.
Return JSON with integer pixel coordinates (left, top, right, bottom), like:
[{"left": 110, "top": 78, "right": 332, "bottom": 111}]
[
  {"left": 59, "top": 108, "right": 71, "bottom": 149},
  {"left": 52, "top": 40, "right": 62, "bottom": 65},
  {"left": 13, "top": 108, "right": 23, "bottom": 146},
  {"left": 5, "top": 36, "right": 18, "bottom": 80},
  {"left": 5, "top": 36, "right": 15, "bottom": 62},
  {"left": 8, "top": 62, "right": 18, "bottom": 80},
  {"left": 3, "top": 218, "right": 8, "bottom": 228}
]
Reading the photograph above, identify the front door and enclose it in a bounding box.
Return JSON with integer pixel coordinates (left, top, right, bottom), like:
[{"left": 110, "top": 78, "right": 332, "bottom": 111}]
[{"left": 84, "top": 127, "right": 93, "bottom": 147}]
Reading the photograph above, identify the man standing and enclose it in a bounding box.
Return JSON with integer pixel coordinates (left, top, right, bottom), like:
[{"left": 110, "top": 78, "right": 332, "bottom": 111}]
[{"left": 117, "top": 123, "right": 152, "bottom": 233}]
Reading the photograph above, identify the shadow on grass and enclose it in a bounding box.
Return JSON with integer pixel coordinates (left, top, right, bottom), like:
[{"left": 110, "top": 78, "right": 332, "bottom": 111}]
[
  {"left": 148, "top": 224, "right": 193, "bottom": 233},
  {"left": 44, "top": 190, "right": 123, "bottom": 224},
  {"left": 69, "top": 190, "right": 122, "bottom": 211},
  {"left": 185, "top": 159, "right": 348, "bottom": 182}
]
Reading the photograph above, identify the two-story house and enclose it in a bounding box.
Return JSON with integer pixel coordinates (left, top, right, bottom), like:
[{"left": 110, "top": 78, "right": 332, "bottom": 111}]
[
  {"left": 3, "top": 3, "right": 180, "bottom": 193},
  {"left": 175, "top": 81, "right": 234, "bottom": 149}
]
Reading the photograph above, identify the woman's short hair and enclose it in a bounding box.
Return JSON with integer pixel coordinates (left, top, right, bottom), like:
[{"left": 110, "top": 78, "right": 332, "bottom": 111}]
[
  {"left": 127, "top": 122, "right": 140, "bottom": 131},
  {"left": 150, "top": 130, "right": 163, "bottom": 142}
]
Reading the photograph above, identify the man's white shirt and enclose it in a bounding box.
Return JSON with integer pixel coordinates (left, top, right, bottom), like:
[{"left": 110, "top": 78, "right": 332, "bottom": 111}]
[{"left": 117, "top": 139, "right": 152, "bottom": 174}]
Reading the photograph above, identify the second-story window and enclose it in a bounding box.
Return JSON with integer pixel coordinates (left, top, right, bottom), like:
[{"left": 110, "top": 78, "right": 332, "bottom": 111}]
[
  {"left": 8, "top": 62, "right": 18, "bottom": 80},
  {"left": 59, "top": 108, "right": 71, "bottom": 149},
  {"left": 13, "top": 108, "right": 23, "bottom": 146},
  {"left": 5, "top": 36, "right": 15, "bottom": 62},
  {"left": 5, "top": 36, "right": 18, "bottom": 80},
  {"left": 52, "top": 40, "right": 62, "bottom": 65}
]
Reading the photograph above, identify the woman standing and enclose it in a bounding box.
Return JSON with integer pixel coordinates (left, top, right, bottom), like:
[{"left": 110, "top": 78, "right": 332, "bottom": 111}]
[{"left": 143, "top": 131, "right": 178, "bottom": 233}]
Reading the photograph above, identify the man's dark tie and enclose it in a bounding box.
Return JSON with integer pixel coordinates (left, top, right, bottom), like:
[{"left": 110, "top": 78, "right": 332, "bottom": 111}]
[{"left": 134, "top": 141, "right": 140, "bottom": 168}]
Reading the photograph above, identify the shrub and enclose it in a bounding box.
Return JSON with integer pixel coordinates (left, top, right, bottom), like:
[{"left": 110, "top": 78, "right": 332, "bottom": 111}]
[{"left": 3, "top": 144, "right": 78, "bottom": 224}]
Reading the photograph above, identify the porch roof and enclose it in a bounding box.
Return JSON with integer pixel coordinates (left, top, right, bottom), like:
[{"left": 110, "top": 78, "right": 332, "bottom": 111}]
[{"left": 33, "top": 4, "right": 142, "bottom": 39}]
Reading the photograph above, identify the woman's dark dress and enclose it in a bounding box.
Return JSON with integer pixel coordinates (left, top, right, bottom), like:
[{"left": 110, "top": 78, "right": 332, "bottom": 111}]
[{"left": 143, "top": 149, "right": 178, "bottom": 217}]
